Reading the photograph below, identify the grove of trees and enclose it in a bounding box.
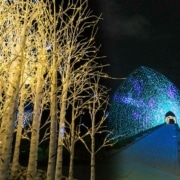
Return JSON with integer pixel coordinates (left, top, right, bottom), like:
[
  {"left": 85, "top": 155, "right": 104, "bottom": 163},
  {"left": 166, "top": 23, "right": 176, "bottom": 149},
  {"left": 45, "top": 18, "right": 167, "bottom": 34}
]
[{"left": 0, "top": 0, "right": 116, "bottom": 180}]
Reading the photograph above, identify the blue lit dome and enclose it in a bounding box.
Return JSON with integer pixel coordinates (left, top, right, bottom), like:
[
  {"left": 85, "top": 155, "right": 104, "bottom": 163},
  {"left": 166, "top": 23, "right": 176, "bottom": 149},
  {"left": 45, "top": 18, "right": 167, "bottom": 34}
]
[{"left": 108, "top": 66, "right": 180, "bottom": 140}]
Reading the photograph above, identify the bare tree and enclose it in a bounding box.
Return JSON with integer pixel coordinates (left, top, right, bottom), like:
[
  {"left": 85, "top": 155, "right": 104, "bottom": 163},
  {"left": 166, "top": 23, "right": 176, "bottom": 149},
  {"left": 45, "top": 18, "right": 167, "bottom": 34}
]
[
  {"left": 0, "top": 0, "right": 51, "bottom": 179},
  {"left": 46, "top": 0, "right": 59, "bottom": 179},
  {"left": 54, "top": 0, "right": 102, "bottom": 179},
  {"left": 26, "top": 65, "right": 47, "bottom": 179},
  {"left": 63, "top": 63, "right": 96, "bottom": 180},
  {"left": 79, "top": 74, "right": 117, "bottom": 180},
  {"left": 0, "top": 1, "right": 112, "bottom": 180},
  {"left": 10, "top": 83, "right": 32, "bottom": 179},
  {"left": 0, "top": 1, "right": 35, "bottom": 178},
  {"left": 26, "top": 7, "right": 52, "bottom": 178}
]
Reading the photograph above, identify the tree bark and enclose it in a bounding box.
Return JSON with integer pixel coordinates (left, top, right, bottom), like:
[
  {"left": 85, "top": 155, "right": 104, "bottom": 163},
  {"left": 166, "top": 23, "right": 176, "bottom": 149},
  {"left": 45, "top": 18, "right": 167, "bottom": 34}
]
[
  {"left": 10, "top": 91, "right": 25, "bottom": 179},
  {"left": 90, "top": 102, "right": 96, "bottom": 180},
  {"left": 47, "top": 59, "right": 58, "bottom": 180},
  {"left": 0, "top": 9, "right": 27, "bottom": 179},
  {"left": 55, "top": 60, "right": 70, "bottom": 180},
  {"left": 47, "top": 0, "right": 58, "bottom": 178},
  {"left": 68, "top": 109, "right": 75, "bottom": 180},
  {"left": 26, "top": 66, "right": 44, "bottom": 180}
]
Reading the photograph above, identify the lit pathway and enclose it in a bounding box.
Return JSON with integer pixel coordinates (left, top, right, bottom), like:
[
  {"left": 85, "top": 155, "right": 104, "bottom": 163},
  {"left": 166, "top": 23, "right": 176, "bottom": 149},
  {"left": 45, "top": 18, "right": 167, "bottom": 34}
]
[{"left": 95, "top": 124, "right": 180, "bottom": 180}]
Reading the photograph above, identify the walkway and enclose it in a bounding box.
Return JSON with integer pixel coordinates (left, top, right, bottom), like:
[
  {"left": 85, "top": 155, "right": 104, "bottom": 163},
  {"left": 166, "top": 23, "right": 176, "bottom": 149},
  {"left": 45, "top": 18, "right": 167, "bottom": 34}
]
[{"left": 95, "top": 124, "right": 180, "bottom": 180}]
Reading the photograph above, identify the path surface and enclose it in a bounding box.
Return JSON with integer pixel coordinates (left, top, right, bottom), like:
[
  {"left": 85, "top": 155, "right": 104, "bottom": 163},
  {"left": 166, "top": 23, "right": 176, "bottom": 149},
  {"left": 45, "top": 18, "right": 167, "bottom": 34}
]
[{"left": 73, "top": 124, "right": 180, "bottom": 180}]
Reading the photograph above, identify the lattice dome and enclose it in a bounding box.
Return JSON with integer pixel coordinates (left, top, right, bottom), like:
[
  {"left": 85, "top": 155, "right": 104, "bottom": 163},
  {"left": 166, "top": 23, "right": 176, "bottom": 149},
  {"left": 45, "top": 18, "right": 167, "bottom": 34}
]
[{"left": 108, "top": 66, "right": 180, "bottom": 140}]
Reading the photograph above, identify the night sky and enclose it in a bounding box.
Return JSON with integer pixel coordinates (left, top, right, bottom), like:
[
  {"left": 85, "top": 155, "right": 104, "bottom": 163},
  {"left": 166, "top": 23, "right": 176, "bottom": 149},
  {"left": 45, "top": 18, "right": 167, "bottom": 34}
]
[{"left": 89, "top": 0, "right": 180, "bottom": 96}]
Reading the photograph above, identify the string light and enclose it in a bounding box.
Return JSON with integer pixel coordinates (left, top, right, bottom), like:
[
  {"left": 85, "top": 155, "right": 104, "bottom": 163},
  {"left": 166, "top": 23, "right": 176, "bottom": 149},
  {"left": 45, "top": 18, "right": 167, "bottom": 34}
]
[{"left": 108, "top": 66, "right": 180, "bottom": 141}]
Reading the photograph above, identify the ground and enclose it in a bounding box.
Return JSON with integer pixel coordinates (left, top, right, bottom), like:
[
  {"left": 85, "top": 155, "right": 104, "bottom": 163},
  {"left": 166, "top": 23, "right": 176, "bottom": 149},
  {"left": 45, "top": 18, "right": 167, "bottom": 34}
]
[{"left": 12, "top": 124, "right": 180, "bottom": 180}]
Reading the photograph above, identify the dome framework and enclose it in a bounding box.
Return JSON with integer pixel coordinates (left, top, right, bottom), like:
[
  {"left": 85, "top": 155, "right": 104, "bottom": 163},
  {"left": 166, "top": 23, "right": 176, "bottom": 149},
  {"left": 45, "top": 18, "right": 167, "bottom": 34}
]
[{"left": 108, "top": 66, "right": 180, "bottom": 140}]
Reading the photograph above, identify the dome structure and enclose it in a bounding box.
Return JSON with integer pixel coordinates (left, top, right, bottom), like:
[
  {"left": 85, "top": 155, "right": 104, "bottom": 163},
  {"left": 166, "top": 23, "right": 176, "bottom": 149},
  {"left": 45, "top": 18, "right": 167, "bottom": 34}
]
[{"left": 108, "top": 66, "right": 180, "bottom": 140}]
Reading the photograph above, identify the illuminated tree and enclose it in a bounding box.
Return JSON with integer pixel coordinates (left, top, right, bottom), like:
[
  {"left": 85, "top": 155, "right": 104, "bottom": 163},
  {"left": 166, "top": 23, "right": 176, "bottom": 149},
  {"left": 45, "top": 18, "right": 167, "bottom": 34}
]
[
  {"left": 26, "top": 65, "right": 48, "bottom": 179},
  {"left": 26, "top": 3, "right": 52, "bottom": 178},
  {"left": 54, "top": 1, "right": 103, "bottom": 179},
  {"left": 10, "top": 84, "right": 32, "bottom": 179},
  {"left": 0, "top": 1, "right": 51, "bottom": 179},
  {"left": 10, "top": 20, "right": 38, "bottom": 177},
  {"left": 78, "top": 73, "right": 117, "bottom": 180},
  {"left": 46, "top": 0, "right": 58, "bottom": 179},
  {"left": 0, "top": 1, "right": 110, "bottom": 180},
  {"left": 63, "top": 71, "right": 89, "bottom": 180},
  {"left": 63, "top": 60, "right": 99, "bottom": 180},
  {"left": 0, "top": 1, "right": 35, "bottom": 178},
  {"left": 108, "top": 66, "right": 180, "bottom": 141}
]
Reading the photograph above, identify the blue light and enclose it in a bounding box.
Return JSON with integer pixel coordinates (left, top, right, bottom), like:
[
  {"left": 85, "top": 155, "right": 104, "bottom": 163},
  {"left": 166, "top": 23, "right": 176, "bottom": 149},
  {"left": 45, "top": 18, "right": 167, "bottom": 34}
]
[
  {"left": 15, "top": 104, "right": 33, "bottom": 128},
  {"left": 108, "top": 66, "right": 180, "bottom": 140}
]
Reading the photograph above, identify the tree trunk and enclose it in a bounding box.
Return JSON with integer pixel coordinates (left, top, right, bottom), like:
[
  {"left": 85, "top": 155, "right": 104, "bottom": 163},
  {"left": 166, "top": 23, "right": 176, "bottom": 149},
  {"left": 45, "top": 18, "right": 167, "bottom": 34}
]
[
  {"left": 47, "top": 84, "right": 57, "bottom": 180},
  {"left": 90, "top": 102, "right": 96, "bottom": 180},
  {"left": 68, "top": 143, "right": 75, "bottom": 180},
  {"left": 90, "top": 134, "right": 95, "bottom": 180},
  {"left": 10, "top": 91, "right": 25, "bottom": 179},
  {"left": 68, "top": 110, "right": 75, "bottom": 180},
  {"left": 0, "top": 84, "right": 19, "bottom": 180},
  {"left": 0, "top": 78, "right": 6, "bottom": 157},
  {"left": 26, "top": 66, "right": 43, "bottom": 180},
  {"left": 55, "top": 61, "right": 70, "bottom": 180},
  {"left": 55, "top": 142, "right": 64, "bottom": 180},
  {"left": 0, "top": 77, "right": 5, "bottom": 157},
  {"left": 0, "top": 12, "right": 27, "bottom": 179},
  {"left": 47, "top": 1, "right": 58, "bottom": 178},
  {"left": 0, "top": 77, "right": 3, "bottom": 157},
  {"left": 55, "top": 99, "right": 67, "bottom": 180},
  {"left": 47, "top": 63, "right": 57, "bottom": 180}
]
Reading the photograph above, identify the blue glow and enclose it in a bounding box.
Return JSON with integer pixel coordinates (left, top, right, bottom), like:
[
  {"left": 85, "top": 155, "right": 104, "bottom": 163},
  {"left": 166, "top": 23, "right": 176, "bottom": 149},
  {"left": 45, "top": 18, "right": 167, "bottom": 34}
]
[
  {"left": 15, "top": 104, "right": 33, "bottom": 128},
  {"left": 108, "top": 66, "right": 180, "bottom": 140}
]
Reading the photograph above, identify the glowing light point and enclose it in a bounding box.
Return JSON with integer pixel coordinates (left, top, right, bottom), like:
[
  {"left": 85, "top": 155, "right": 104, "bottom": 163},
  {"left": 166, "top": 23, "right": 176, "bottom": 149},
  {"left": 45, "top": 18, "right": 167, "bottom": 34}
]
[{"left": 59, "top": 127, "right": 65, "bottom": 138}]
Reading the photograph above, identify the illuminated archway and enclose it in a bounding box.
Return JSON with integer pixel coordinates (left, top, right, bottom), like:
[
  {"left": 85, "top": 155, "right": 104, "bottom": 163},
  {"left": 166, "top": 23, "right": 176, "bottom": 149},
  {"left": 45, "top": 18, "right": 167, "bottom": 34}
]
[
  {"left": 165, "top": 111, "right": 176, "bottom": 124},
  {"left": 108, "top": 66, "right": 180, "bottom": 140}
]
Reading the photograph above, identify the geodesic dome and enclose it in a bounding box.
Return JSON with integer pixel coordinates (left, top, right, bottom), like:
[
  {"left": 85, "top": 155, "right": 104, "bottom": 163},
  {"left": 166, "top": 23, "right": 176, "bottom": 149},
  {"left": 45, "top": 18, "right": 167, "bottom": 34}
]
[{"left": 108, "top": 66, "right": 180, "bottom": 140}]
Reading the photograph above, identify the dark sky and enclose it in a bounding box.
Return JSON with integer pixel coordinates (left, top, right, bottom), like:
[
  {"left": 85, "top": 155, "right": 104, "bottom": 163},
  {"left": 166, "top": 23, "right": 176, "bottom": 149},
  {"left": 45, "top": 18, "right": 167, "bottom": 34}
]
[{"left": 89, "top": 0, "right": 180, "bottom": 95}]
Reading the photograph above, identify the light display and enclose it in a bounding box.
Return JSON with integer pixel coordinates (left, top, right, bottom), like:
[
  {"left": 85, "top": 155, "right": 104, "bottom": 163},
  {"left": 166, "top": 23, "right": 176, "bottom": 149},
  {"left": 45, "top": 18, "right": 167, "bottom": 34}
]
[
  {"left": 108, "top": 66, "right": 180, "bottom": 141},
  {"left": 14, "top": 104, "right": 33, "bottom": 128}
]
